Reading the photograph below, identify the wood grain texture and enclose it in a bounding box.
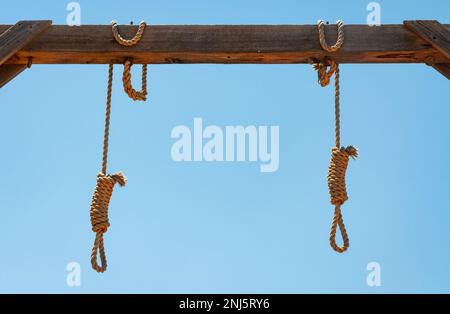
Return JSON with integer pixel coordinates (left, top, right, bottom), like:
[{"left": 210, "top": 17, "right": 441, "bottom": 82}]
[
  {"left": 0, "top": 20, "right": 52, "bottom": 65},
  {"left": 0, "top": 64, "right": 27, "bottom": 88},
  {"left": 1, "top": 24, "right": 449, "bottom": 65},
  {"left": 404, "top": 20, "right": 450, "bottom": 59},
  {"left": 431, "top": 63, "right": 450, "bottom": 79}
]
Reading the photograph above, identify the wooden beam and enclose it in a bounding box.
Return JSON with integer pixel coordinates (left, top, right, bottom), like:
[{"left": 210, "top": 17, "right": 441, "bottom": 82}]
[
  {"left": 1, "top": 24, "right": 449, "bottom": 65},
  {"left": 431, "top": 63, "right": 450, "bottom": 79},
  {"left": 404, "top": 20, "right": 450, "bottom": 58},
  {"left": 0, "top": 20, "right": 52, "bottom": 65},
  {"left": 404, "top": 20, "right": 450, "bottom": 79},
  {"left": 0, "top": 64, "right": 27, "bottom": 88},
  {"left": 0, "top": 20, "right": 51, "bottom": 88}
]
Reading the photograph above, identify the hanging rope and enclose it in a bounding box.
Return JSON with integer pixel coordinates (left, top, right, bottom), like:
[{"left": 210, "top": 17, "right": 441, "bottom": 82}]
[
  {"left": 89, "top": 20, "right": 148, "bottom": 273},
  {"left": 89, "top": 64, "right": 127, "bottom": 273},
  {"left": 313, "top": 20, "right": 357, "bottom": 253},
  {"left": 111, "top": 20, "right": 148, "bottom": 101},
  {"left": 123, "top": 59, "right": 147, "bottom": 101}
]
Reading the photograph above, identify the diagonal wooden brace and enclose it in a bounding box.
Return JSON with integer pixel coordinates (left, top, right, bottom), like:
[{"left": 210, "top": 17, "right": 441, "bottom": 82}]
[
  {"left": 404, "top": 20, "right": 450, "bottom": 79},
  {"left": 0, "top": 20, "right": 52, "bottom": 88}
]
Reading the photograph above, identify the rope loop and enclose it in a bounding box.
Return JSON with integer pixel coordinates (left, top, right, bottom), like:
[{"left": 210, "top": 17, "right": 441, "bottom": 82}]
[
  {"left": 329, "top": 205, "right": 349, "bottom": 253},
  {"left": 317, "top": 20, "right": 345, "bottom": 52},
  {"left": 327, "top": 146, "right": 357, "bottom": 253},
  {"left": 111, "top": 20, "right": 146, "bottom": 46},
  {"left": 90, "top": 172, "right": 127, "bottom": 273},
  {"left": 123, "top": 59, "right": 148, "bottom": 101}
]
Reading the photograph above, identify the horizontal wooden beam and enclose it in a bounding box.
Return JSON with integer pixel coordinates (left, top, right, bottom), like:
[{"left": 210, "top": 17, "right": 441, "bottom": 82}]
[{"left": 1, "top": 23, "right": 449, "bottom": 65}]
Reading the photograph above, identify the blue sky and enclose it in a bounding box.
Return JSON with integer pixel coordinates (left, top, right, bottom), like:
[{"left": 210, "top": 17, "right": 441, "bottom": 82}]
[{"left": 0, "top": 0, "right": 449, "bottom": 293}]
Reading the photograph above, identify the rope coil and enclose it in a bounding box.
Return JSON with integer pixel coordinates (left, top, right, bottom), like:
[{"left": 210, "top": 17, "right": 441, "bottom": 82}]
[
  {"left": 111, "top": 20, "right": 148, "bottom": 101},
  {"left": 313, "top": 20, "right": 357, "bottom": 253},
  {"left": 327, "top": 146, "right": 357, "bottom": 253},
  {"left": 90, "top": 172, "right": 126, "bottom": 272}
]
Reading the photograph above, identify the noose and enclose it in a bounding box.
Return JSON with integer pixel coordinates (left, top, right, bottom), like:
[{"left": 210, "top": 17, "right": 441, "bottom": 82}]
[
  {"left": 89, "top": 21, "right": 147, "bottom": 273},
  {"left": 313, "top": 20, "right": 358, "bottom": 253},
  {"left": 89, "top": 64, "right": 127, "bottom": 273}
]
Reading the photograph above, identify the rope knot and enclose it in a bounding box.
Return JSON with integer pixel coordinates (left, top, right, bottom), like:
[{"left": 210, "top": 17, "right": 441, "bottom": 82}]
[
  {"left": 89, "top": 171, "right": 126, "bottom": 272},
  {"left": 313, "top": 59, "right": 338, "bottom": 87},
  {"left": 90, "top": 172, "right": 127, "bottom": 233},
  {"left": 327, "top": 146, "right": 356, "bottom": 254},
  {"left": 328, "top": 146, "right": 357, "bottom": 206}
]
